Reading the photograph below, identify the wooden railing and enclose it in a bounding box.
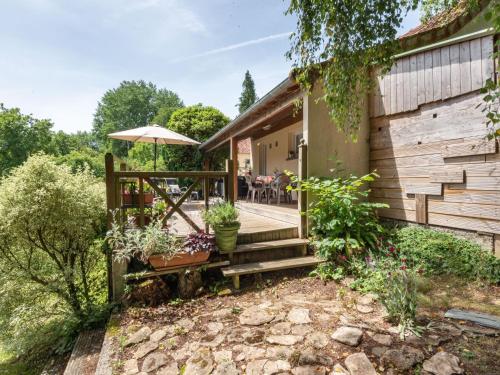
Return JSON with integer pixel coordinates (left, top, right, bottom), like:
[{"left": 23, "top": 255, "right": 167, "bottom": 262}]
[{"left": 104, "top": 153, "right": 235, "bottom": 234}]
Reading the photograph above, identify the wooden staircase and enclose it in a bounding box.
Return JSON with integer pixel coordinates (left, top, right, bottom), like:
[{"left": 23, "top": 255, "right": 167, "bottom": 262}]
[{"left": 222, "top": 227, "right": 324, "bottom": 288}]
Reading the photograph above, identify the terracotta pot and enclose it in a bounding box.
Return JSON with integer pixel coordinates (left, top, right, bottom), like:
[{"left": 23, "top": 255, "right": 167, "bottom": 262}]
[
  {"left": 122, "top": 193, "right": 134, "bottom": 205},
  {"left": 144, "top": 193, "right": 154, "bottom": 205},
  {"left": 148, "top": 251, "right": 210, "bottom": 270},
  {"left": 133, "top": 215, "right": 152, "bottom": 226}
]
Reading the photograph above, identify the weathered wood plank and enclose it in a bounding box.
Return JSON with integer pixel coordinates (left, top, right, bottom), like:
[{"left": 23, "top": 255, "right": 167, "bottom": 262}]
[
  {"left": 64, "top": 330, "right": 104, "bottom": 375},
  {"left": 378, "top": 69, "right": 385, "bottom": 116},
  {"left": 441, "top": 46, "right": 451, "bottom": 99},
  {"left": 432, "top": 48, "right": 442, "bottom": 101},
  {"left": 481, "top": 36, "right": 494, "bottom": 85},
  {"left": 402, "top": 56, "right": 411, "bottom": 112},
  {"left": 441, "top": 139, "right": 497, "bottom": 158},
  {"left": 371, "top": 153, "right": 485, "bottom": 169},
  {"left": 384, "top": 70, "right": 391, "bottom": 116},
  {"left": 450, "top": 43, "right": 461, "bottom": 97},
  {"left": 495, "top": 234, "right": 500, "bottom": 258},
  {"left": 428, "top": 212, "right": 500, "bottom": 233},
  {"left": 428, "top": 200, "right": 500, "bottom": 221},
  {"left": 390, "top": 63, "right": 398, "bottom": 114},
  {"left": 429, "top": 168, "right": 464, "bottom": 183},
  {"left": 415, "top": 194, "right": 428, "bottom": 224},
  {"left": 409, "top": 54, "right": 418, "bottom": 110},
  {"left": 424, "top": 50, "right": 434, "bottom": 103},
  {"left": 405, "top": 183, "right": 442, "bottom": 195},
  {"left": 417, "top": 52, "right": 426, "bottom": 105},
  {"left": 470, "top": 37, "right": 483, "bottom": 91},
  {"left": 396, "top": 59, "right": 404, "bottom": 113},
  {"left": 445, "top": 309, "right": 500, "bottom": 329},
  {"left": 447, "top": 176, "right": 500, "bottom": 191},
  {"left": 459, "top": 41, "right": 472, "bottom": 94},
  {"left": 378, "top": 207, "right": 416, "bottom": 221}
]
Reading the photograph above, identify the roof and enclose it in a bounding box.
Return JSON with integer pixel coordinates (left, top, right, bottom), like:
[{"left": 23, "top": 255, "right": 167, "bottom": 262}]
[{"left": 399, "top": 0, "right": 491, "bottom": 50}]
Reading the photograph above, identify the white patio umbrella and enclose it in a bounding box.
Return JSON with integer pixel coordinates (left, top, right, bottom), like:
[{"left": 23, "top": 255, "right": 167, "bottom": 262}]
[{"left": 108, "top": 124, "right": 200, "bottom": 171}]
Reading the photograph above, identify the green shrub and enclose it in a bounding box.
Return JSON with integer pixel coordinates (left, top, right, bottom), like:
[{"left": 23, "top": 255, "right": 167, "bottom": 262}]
[
  {"left": 0, "top": 154, "right": 108, "bottom": 360},
  {"left": 291, "top": 169, "right": 388, "bottom": 259},
  {"left": 202, "top": 202, "right": 240, "bottom": 228},
  {"left": 393, "top": 227, "right": 500, "bottom": 283}
]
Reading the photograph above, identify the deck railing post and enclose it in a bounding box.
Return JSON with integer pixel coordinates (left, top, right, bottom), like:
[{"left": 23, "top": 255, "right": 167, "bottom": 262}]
[
  {"left": 226, "top": 159, "right": 235, "bottom": 205},
  {"left": 138, "top": 178, "right": 145, "bottom": 227},
  {"left": 298, "top": 141, "right": 308, "bottom": 239}
]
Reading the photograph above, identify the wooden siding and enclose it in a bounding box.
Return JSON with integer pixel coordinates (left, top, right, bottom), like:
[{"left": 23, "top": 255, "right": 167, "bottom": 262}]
[
  {"left": 369, "top": 88, "right": 500, "bottom": 235},
  {"left": 370, "top": 35, "right": 494, "bottom": 118}
]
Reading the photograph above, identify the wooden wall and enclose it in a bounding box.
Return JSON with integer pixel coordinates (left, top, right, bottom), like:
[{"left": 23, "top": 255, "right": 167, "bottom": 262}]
[
  {"left": 368, "top": 34, "right": 500, "bottom": 240},
  {"left": 370, "top": 35, "right": 495, "bottom": 117}
]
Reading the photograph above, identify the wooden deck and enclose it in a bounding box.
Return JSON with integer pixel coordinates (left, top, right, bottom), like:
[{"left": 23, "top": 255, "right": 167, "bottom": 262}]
[{"left": 169, "top": 201, "right": 298, "bottom": 236}]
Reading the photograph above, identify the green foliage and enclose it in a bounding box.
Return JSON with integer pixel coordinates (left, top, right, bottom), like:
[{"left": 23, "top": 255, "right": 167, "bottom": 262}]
[
  {"left": 237, "top": 70, "right": 258, "bottom": 114},
  {"left": 291, "top": 167, "right": 388, "bottom": 259},
  {"left": 309, "top": 262, "right": 345, "bottom": 281},
  {"left": 420, "top": 0, "right": 460, "bottom": 21},
  {"left": 0, "top": 104, "right": 55, "bottom": 175},
  {"left": 393, "top": 226, "right": 500, "bottom": 283},
  {"left": 481, "top": 1, "right": 500, "bottom": 140},
  {"left": 164, "top": 105, "right": 230, "bottom": 171},
  {"left": 202, "top": 202, "right": 240, "bottom": 228},
  {"left": 55, "top": 148, "right": 105, "bottom": 177},
  {"left": 92, "top": 80, "right": 183, "bottom": 157},
  {"left": 126, "top": 142, "right": 165, "bottom": 171},
  {"left": 381, "top": 268, "right": 422, "bottom": 338},
  {"left": 286, "top": 0, "right": 479, "bottom": 139},
  {"left": 286, "top": 0, "right": 419, "bottom": 139},
  {"left": 0, "top": 154, "right": 108, "bottom": 360},
  {"left": 107, "top": 217, "right": 183, "bottom": 264}
]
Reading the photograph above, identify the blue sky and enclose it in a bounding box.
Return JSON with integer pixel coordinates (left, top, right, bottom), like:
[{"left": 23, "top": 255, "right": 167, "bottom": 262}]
[{"left": 0, "top": 0, "right": 420, "bottom": 133}]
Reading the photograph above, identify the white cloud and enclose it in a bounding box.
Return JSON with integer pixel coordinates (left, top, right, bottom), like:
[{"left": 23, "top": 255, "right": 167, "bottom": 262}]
[{"left": 173, "top": 31, "right": 292, "bottom": 62}]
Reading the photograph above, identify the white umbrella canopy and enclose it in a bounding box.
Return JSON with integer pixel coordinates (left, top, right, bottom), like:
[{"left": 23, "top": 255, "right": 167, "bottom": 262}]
[{"left": 108, "top": 124, "right": 200, "bottom": 170}]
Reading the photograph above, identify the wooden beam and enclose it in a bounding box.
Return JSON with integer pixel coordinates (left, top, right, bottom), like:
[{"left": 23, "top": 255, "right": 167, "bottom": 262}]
[
  {"left": 298, "top": 141, "right": 308, "bottom": 238},
  {"left": 495, "top": 235, "right": 500, "bottom": 258},
  {"left": 115, "top": 170, "right": 228, "bottom": 178},
  {"left": 226, "top": 159, "right": 235, "bottom": 205},
  {"left": 230, "top": 137, "right": 238, "bottom": 201},
  {"left": 415, "top": 194, "right": 428, "bottom": 224},
  {"left": 138, "top": 178, "right": 145, "bottom": 227}
]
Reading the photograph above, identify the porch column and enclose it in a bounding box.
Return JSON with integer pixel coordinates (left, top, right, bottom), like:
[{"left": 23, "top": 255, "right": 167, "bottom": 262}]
[
  {"left": 229, "top": 137, "right": 238, "bottom": 203},
  {"left": 298, "top": 141, "right": 308, "bottom": 239}
]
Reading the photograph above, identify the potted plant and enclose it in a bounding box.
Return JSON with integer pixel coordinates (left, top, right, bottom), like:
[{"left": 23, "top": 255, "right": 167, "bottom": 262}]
[
  {"left": 143, "top": 184, "right": 154, "bottom": 205},
  {"left": 202, "top": 202, "right": 240, "bottom": 253},
  {"left": 107, "top": 218, "right": 213, "bottom": 271}
]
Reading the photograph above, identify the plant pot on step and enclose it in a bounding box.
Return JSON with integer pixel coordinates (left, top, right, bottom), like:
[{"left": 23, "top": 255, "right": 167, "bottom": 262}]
[
  {"left": 148, "top": 250, "right": 210, "bottom": 271},
  {"left": 214, "top": 223, "right": 241, "bottom": 253}
]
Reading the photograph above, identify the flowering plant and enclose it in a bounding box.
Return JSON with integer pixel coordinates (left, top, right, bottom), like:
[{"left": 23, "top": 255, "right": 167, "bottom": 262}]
[{"left": 184, "top": 231, "right": 216, "bottom": 255}]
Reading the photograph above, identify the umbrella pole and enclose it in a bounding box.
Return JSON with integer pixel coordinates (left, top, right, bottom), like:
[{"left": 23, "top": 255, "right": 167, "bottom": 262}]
[{"left": 154, "top": 139, "right": 157, "bottom": 171}]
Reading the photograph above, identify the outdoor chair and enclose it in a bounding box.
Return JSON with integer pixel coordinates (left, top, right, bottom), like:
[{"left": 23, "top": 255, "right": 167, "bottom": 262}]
[
  {"left": 269, "top": 173, "right": 292, "bottom": 205},
  {"left": 245, "top": 175, "right": 265, "bottom": 203}
]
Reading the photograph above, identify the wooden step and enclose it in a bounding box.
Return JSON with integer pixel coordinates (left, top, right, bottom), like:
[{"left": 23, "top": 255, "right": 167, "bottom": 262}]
[
  {"left": 237, "top": 227, "right": 298, "bottom": 244},
  {"left": 222, "top": 256, "right": 324, "bottom": 289},
  {"left": 234, "top": 238, "right": 309, "bottom": 254}
]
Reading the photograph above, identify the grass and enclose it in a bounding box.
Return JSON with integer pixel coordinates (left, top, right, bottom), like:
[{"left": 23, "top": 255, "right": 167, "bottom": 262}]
[{"left": 417, "top": 275, "right": 500, "bottom": 317}]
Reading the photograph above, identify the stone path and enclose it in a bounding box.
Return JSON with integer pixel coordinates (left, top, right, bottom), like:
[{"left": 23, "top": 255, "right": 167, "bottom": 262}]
[{"left": 107, "top": 281, "right": 469, "bottom": 375}]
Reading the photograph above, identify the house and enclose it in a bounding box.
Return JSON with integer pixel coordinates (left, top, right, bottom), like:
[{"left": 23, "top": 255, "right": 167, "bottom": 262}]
[{"left": 200, "top": 0, "right": 500, "bottom": 256}]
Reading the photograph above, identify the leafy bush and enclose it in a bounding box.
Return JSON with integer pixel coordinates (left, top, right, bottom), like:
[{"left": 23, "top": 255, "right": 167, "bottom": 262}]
[
  {"left": 107, "top": 217, "right": 183, "bottom": 263},
  {"left": 0, "top": 154, "right": 108, "bottom": 359},
  {"left": 202, "top": 202, "right": 240, "bottom": 228},
  {"left": 292, "top": 169, "right": 387, "bottom": 259},
  {"left": 393, "top": 226, "right": 500, "bottom": 283},
  {"left": 184, "top": 232, "right": 216, "bottom": 255}
]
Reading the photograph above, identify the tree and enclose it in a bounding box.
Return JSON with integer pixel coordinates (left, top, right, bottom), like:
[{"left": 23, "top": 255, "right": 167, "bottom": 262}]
[
  {"left": 0, "top": 104, "right": 55, "bottom": 175},
  {"left": 285, "top": 0, "right": 478, "bottom": 139},
  {"left": 164, "top": 105, "right": 230, "bottom": 172},
  {"left": 237, "top": 70, "right": 258, "bottom": 114},
  {"left": 92, "top": 81, "right": 183, "bottom": 157},
  {"left": 0, "top": 153, "right": 106, "bottom": 316}
]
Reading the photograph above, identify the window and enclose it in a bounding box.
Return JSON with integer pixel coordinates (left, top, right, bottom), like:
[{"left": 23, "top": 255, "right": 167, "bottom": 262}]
[{"left": 288, "top": 132, "right": 303, "bottom": 159}]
